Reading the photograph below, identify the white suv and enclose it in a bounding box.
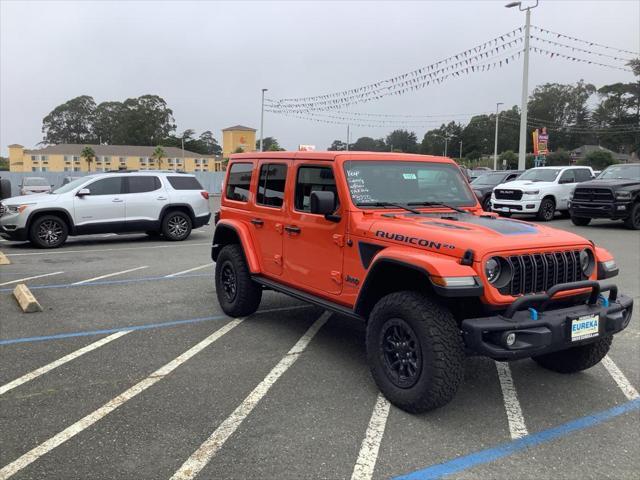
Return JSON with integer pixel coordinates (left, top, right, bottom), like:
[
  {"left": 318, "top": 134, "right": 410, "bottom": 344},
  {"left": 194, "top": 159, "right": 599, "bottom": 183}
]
[
  {"left": 491, "top": 166, "right": 594, "bottom": 221},
  {"left": 0, "top": 172, "right": 211, "bottom": 248}
]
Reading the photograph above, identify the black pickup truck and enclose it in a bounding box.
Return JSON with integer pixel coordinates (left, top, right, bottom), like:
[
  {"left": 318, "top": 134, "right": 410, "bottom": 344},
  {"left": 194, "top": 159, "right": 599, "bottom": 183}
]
[{"left": 569, "top": 163, "right": 640, "bottom": 229}]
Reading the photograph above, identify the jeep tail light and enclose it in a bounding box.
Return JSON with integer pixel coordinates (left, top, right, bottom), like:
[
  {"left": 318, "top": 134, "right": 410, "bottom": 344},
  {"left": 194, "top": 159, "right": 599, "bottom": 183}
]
[{"left": 200, "top": 191, "right": 209, "bottom": 200}]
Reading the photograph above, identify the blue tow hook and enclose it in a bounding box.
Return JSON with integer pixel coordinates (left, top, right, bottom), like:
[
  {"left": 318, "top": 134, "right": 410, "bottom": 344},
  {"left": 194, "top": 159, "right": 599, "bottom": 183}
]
[
  {"left": 528, "top": 307, "right": 539, "bottom": 321},
  {"left": 598, "top": 294, "right": 609, "bottom": 308}
]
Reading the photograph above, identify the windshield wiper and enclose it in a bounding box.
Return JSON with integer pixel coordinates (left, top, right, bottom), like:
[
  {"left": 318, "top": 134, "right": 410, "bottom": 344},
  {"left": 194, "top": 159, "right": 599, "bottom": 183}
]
[
  {"left": 407, "top": 201, "right": 467, "bottom": 214},
  {"left": 356, "top": 202, "right": 421, "bottom": 214}
]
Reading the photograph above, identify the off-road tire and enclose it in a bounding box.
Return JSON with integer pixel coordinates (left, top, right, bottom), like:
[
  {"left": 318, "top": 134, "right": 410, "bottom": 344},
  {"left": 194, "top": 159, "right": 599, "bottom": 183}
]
[
  {"left": 215, "top": 244, "right": 262, "bottom": 317},
  {"left": 29, "top": 214, "right": 69, "bottom": 248},
  {"left": 366, "top": 291, "right": 464, "bottom": 413},
  {"left": 571, "top": 216, "right": 591, "bottom": 226},
  {"left": 537, "top": 197, "right": 556, "bottom": 221},
  {"left": 482, "top": 196, "right": 491, "bottom": 212},
  {"left": 623, "top": 202, "right": 640, "bottom": 230},
  {"left": 162, "top": 211, "right": 192, "bottom": 241},
  {"left": 532, "top": 336, "right": 612, "bottom": 373}
]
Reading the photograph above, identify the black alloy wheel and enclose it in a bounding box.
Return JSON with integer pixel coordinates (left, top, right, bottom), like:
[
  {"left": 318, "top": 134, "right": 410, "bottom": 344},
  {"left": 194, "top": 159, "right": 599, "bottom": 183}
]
[
  {"left": 380, "top": 318, "right": 422, "bottom": 388},
  {"left": 162, "top": 211, "right": 192, "bottom": 241},
  {"left": 38, "top": 219, "right": 64, "bottom": 246},
  {"left": 167, "top": 215, "right": 189, "bottom": 237},
  {"left": 624, "top": 202, "right": 640, "bottom": 230},
  {"left": 220, "top": 262, "right": 237, "bottom": 302},
  {"left": 537, "top": 198, "right": 556, "bottom": 221},
  {"left": 29, "top": 215, "right": 68, "bottom": 248},
  {"left": 482, "top": 196, "right": 491, "bottom": 212}
]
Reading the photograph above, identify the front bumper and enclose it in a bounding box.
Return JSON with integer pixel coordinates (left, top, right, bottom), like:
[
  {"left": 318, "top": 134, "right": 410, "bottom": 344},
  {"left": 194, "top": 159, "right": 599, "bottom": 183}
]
[
  {"left": 0, "top": 225, "right": 28, "bottom": 241},
  {"left": 462, "top": 281, "right": 633, "bottom": 360},
  {"left": 569, "top": 200, "right": 631, "bottom": 220},
  {"left": 491, "top": 197, "right": 541, "bottom": 214}
]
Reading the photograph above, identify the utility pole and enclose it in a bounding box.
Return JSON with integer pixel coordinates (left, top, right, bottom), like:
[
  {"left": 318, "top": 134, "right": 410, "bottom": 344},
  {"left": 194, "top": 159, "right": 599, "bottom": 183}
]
[
  {"left": 260, "top": 88, "right": 268, "bottom": 152},
  {"left": 459, "top": 140, "right": 463, "bottom": 159},
  {"left": 181, "top": 136, "right": 185, "bottom": 171},
  {"left": 346, "top": 125, "right": 350, "bottom": 151},
  {"left": 493, "top": 102, "right": 503, "bottom": 170},
  {"left": 506, "top": 1, "right": 538, "bottom": 170},
  {"left": 444, "top": 136, "right": 449, "bottom": 157}
]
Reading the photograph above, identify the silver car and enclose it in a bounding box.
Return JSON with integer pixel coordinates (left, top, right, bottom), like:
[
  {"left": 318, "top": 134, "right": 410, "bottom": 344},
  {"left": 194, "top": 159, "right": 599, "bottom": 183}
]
[{"left": 19, "top": 177, "right": 53, "bottom": 195}]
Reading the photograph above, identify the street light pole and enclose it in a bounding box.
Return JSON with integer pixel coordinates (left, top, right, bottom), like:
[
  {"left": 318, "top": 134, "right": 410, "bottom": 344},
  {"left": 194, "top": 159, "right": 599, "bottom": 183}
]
[
  {"left": 444, "top": 136, "right": 449, "bottom": 157},
  {"left": 493, "top": 102, "right": 503, "bottom": 170},
  {"left": 260, "top": 88, "right": 268, "bottom": 152},
  {"left": 346, "top": 125, "right": 350, "bottom": 152},
  {"left": 506, "top": 0, "right": 538, "bottom": 170}
]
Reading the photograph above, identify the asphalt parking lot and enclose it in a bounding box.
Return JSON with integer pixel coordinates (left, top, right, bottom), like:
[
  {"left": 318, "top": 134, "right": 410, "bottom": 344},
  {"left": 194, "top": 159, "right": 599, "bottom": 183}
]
[{"left": 1, "top": 198, "right": 638, "bottom": 480}]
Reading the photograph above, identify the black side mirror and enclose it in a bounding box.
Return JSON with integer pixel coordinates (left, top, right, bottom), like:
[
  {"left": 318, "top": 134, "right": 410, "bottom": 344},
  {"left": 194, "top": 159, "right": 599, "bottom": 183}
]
[{"left": 310, "top": 191, "right": 340, "bottom": 222}]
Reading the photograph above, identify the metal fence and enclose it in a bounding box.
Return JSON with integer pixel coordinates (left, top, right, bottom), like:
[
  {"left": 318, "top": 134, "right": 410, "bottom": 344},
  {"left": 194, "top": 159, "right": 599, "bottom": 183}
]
[{"left": 0, "top": 171, "right": 226, "bottom": 198}]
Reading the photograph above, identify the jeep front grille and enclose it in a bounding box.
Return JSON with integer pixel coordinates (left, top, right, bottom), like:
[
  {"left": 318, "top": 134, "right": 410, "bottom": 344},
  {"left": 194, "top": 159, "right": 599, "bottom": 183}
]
[
  {"left": 572, "top": 187, "right": 614, "bottom": 203},
  {"left": 494, "top": 189, "right": 523, "bottom": 200},
  {"left": 498, "top": 250, "right": 585, "bottom": 296}
]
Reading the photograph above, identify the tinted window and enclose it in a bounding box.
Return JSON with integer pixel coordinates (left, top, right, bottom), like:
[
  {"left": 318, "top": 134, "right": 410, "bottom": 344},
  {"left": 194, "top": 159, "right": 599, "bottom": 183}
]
[
  {"left": 559, "top": 170, "right": 576, "bottom": 183},
  {"left": 87, "top": 177, "right": 123, "bottom": 195},
  {"left": 128, "top": 176, "right": 161, "bottom": 193},
  {"left": 167, "top": 176, "right": 203, "bottom": 190},
  {"left": 574, "top": 169, "right": 593, "bottom": 182},
  {"left": 225, "top": 163, "right": 253, "bottom": 202},
  {"left": 295, "top": 166, "right": 338, "bottom": 212},
  {"left": 257, "top": 164, "right": 287, "bottom": 208}
]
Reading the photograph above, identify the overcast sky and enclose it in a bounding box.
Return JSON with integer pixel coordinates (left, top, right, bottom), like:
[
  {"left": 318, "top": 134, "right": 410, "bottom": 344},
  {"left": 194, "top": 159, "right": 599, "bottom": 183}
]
[{"left": 1, "top": 0, "right": 638, "bottom": 156}]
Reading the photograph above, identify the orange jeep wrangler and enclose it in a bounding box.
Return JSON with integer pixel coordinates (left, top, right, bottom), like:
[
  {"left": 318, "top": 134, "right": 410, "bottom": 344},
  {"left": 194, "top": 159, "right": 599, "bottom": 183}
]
[{"left": 212, "top": 152, "right": 632, "bottom": 412}]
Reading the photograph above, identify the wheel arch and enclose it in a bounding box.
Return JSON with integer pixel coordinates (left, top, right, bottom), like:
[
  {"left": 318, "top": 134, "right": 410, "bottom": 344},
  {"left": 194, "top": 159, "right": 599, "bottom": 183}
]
[
  {"left": 160, "top": 204, "right": 196, "bottom": 224},
  {"left": 212, "top": 220, "right": 260, "bottom": 273},
  {"left": 26, "top": 208, "right": 75, "bottom": 234}
]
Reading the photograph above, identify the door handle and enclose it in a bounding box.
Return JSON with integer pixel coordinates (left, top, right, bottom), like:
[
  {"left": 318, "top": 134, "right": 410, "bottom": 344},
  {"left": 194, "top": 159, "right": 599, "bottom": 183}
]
[
  {"left": 250, "top": 218, "right": 264, "bottom": 226},
  {"left": 112, "top": 198, "right": 124, "bottom": 203},
  {"left": 284, "top": 225, "right": 301, "bottom": 234},
  {"left": 157, "top": 196, "right": 168, "bottom": 201}
]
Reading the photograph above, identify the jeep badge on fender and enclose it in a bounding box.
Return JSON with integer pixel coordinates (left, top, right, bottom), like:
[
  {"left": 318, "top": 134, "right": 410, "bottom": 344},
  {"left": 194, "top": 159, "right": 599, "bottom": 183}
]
[{"left": 211, "top": 151, "right": 632, "bottom": 413}]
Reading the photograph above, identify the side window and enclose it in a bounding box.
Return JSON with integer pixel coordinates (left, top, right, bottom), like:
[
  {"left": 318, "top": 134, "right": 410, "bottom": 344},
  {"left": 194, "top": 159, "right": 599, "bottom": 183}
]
[
  {"left": 559, "top": 170, "right": 575, "bottom": 183},
  {"left": 87, "top": 177, "right": 123, "bottom": 195},
  {"left": 506, "top": 174, "right": 518, "bottom": 181},
  {"left": 295, "top": 166, "right": 338, "bottom": 213},
  {"left": 128, "top": 176, "right": 161, "bottom": 193},
  {"left": 256, "top": 163, "right": 287, "bottom": 208},
  {"left": 225, "top": 163, "right": 253, "bottom": 202},
  {"left": 574, "top": 169, "right": 592, "bottom": 182}
]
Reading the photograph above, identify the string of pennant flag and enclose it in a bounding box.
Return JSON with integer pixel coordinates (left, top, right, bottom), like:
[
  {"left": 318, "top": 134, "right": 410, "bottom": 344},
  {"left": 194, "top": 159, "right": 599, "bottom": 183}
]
[
  {"left": 530, "top": 46, "right": 633, "bottom": 72},
  {"left": 530, "top": 25, "right": 639, "bottom": 56},
  {"left": 530, "top": 35, "right": 635, "bottom": 62}
]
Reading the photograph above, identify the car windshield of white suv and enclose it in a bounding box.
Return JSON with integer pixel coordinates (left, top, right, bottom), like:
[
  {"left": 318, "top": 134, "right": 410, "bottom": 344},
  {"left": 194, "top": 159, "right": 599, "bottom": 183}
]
[
  {"left": 518, "top": 168, "right": 561, "bottom": 182},
  {"left": 598, "top": 164, "right": 640, "bottom": 180},
  {"left": 344, "top": 161, "right": 476, "bottom": 207},
  {"left": 53, "top": 176, "right": 93, "bottom": 194},
  {"left": 23, "top": 177, "right": 49, "bottom": 186}
]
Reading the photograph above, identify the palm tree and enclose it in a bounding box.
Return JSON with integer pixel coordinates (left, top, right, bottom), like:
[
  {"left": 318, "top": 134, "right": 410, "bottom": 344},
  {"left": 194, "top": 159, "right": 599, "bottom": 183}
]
[
  {"left": 152, "top": 146, "right": 166, "bottom": 170},
  {"left": 80, "top": 146, "right": 95, "bottom": 172}
]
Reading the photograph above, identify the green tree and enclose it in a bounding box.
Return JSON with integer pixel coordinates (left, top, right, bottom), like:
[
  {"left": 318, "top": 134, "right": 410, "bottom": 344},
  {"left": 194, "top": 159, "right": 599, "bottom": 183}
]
[
  {"left": 81, "top": 146, "right": 96, "bottom": 172},
  {"left": 545, "top": 148, "right": 571, "bottom": 166},
  {"left": 0, "top": 156, "right": 9, "bottom": 171},
  {"left": 498, "top": 150, "right": 518, "bottom": 169},
  {"left": 93, "top": 101, "right": 126, "bottom": 144},
  {"left": 351, "top": 136, "right": 386, "bottom": 151},
  {"left": 118, "top": 95, "right": 176, "bottom": 146},
  {"left": 386, "top": 129, "right": 418, "bottom": 153},
  {"left": 581, "top": 150, "right": 616, "bottom": 169},
  {"left": 256, "top": 137, "right": 284, "bottom": 151},
  {"left": 152, "top": 146, "right": 166, "bottom": 169},
  {"left": 328, "top": 139, "right": 347, "bottom": 151},
  {"left": 234, "top": 147, "right": 245, "bottom": 154},
  {"left": 592, "top": 82, "right": 640, "bottom": 154},
  {"left": 42, "top": 95, "right": 97, "bottom": 144},
  {"left": 198, "top": 131, "right": 222, "bottom": 155},
  {"left": 462, "top": 115, "right": 493, "bottom": 157}
]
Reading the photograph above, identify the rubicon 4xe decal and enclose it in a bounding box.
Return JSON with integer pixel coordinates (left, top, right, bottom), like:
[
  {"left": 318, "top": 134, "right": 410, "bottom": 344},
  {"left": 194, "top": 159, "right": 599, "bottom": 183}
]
[{"left": 374, "top": 230, "right": 455, "bottom": 250}]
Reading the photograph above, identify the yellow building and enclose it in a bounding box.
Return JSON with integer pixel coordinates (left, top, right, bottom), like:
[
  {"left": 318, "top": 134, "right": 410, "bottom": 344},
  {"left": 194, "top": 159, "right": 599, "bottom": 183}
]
[
  {"left": 7, "top": 144, "right": 225, "bottom": 173},
  {"left": 222, "top": 125, "right": 257, "bottom": 158}
]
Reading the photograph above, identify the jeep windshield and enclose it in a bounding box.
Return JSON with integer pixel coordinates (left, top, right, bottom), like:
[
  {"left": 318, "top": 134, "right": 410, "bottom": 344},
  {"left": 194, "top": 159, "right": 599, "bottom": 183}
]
[
  {"left": 597, "top": 164, "right": 640, "bottom": 180},
  {"left": 518, "top": 168, "right": 561, "bottom": 182},
  {"left": 344, "top": 161, "right": 476, "bottom": 208}
]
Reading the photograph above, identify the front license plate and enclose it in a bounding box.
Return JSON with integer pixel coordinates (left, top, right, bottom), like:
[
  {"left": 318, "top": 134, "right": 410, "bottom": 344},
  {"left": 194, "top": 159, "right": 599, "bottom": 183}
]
[{"left": 571, "top": 314, "right": 599, "bottom": 342}]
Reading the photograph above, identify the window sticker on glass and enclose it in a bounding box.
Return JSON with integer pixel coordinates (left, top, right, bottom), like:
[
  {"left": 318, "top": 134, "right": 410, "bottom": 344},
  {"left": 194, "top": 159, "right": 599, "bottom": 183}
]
[{"left": 402, "top": 173, "right": 417, "bottom": 180}]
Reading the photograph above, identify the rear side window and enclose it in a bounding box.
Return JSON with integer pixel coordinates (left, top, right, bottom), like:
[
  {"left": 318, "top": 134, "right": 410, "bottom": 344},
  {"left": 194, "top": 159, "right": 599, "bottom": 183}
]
[
  {"left": 257, "top": 164, "right": 287, "bottom": 208},
  {"left": 575, "top": 169, "right": 592, "bottom": 182},
  {"left": 87, "top": 177, "right": 123, "bottom": 195},
  {"left": 295, "top": 166, "right": 338, "bottom": 212},
  {"left": 226, "top": 163, "right": 253, "bottom": 202},
  {"left": 128, "top": 176, "right": 161, "bottom": 193},
  {"left": 559, "top": 170, "right": 575, "bottom": 183},
  {"left": 167, "top": 176, "right": 203, "bottom": 190}
]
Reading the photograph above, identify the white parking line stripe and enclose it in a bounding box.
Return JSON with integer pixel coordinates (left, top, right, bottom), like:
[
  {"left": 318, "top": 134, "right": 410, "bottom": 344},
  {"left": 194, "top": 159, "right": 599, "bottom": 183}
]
[
  {"left": 0, "top": 331, "right": 130, "bottom": 396},
  {"left": 71, "top": 266, "right": 148, "bottom": 285},
  {"left": 170, "top": 311, "right": 331, "bottom": 480},
  {"left": 165, "top": 263, "right": 212, "bottom": 278},
  {"left": 351, "top": 394, "right": 391, "bottom": 480},
  {"left": 495, "top": 361, "right": 528, "bottom": 439},
  {"left": 0, "top": 271, "right": 64, "bottom": 287},
  {"left": 602, "top": 355, "right": 639, "bottom": 401},
  {"left": 0, "top": 319, "right": 243, "bottom": 480},
  {"left": 6, "top": 243, "right": 209, "bottom": 256}
]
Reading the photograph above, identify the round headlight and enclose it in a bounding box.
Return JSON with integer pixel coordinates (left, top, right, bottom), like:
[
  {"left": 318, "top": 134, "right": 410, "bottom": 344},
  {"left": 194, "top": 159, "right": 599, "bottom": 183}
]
[
  {"left": 579, "top": 249, "right": 594, "bottom": 276},
  {"left": 485, "top": 257, "right": 501, "bottom": 284}
]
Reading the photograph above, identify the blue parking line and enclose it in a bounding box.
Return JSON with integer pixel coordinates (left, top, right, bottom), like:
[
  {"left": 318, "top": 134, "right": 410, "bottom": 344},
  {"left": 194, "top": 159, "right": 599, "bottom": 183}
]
[
  {"left": 0, "top": 305, "right": 311, "bottom": 345},
  {"left": 394, "top": 397, "right": 640, "bottom": 480},
  {"left": 0, "top": 272, "right": 211, "bottom": 293}
]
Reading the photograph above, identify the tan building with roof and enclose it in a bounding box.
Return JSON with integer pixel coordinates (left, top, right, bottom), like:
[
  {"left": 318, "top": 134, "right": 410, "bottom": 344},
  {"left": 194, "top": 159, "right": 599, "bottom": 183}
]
[
  {"left": 222, "top": 125, "right": 257, "bottom": 158},
  {"left": 7, "top": 144, "right": 224, "bottom": 173}
]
